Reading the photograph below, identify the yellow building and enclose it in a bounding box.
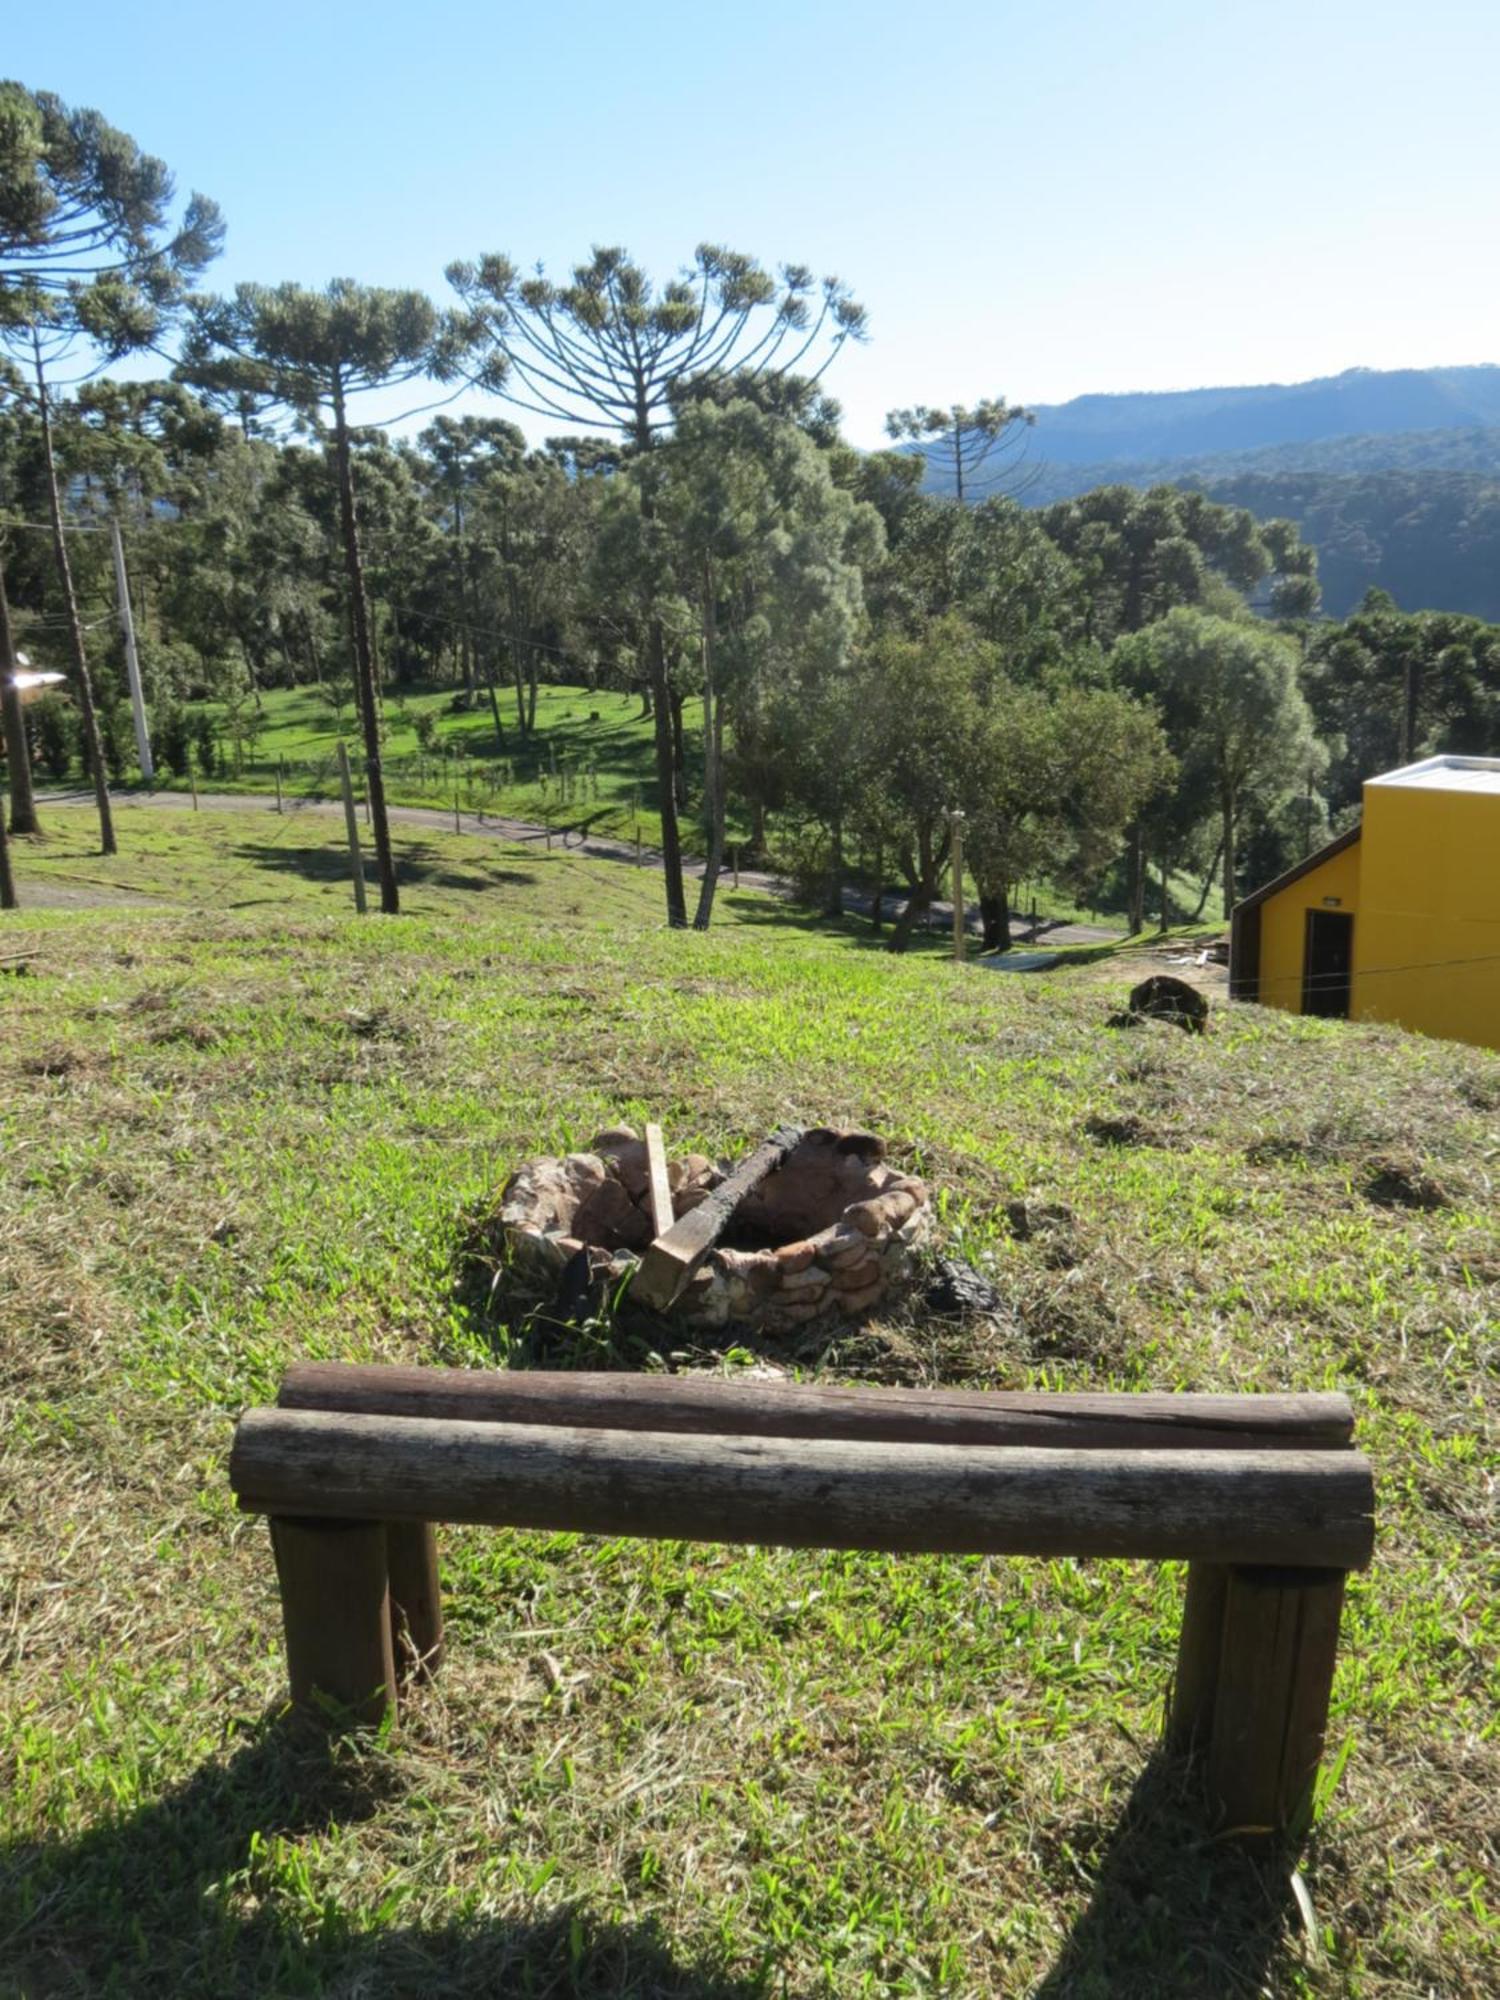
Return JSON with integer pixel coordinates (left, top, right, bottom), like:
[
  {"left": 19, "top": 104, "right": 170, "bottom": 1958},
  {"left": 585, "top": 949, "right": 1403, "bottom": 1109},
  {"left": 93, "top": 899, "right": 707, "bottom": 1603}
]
[{"left": 1230, "top": 755, "right": 1500, "bottom": 1051}]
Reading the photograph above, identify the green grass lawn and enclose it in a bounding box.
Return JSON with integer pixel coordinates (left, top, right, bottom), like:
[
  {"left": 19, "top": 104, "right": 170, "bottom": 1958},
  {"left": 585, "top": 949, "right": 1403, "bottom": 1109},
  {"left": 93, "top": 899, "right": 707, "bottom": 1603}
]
[
  {"left": 0, "top": 807, "right": 1495, "bottom": 1997},
  {"left": 169, "top": 679, "right": 700, "bottom": 851}
]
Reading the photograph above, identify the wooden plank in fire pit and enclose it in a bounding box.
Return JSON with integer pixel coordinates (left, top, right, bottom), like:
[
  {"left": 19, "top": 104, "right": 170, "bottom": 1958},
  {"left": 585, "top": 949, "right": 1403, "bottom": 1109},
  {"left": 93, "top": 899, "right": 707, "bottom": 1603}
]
[
  {"left": 644, "top": 1123, "right": 675, "bottom": 1242},
  {"left": 632, "top": 1125, "right": 803, "bottom": 1312}
]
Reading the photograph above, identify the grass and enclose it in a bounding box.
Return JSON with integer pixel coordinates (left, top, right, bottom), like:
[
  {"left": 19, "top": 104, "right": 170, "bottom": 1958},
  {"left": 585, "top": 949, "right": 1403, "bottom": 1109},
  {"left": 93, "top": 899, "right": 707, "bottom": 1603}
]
[
  {"left": 171, "top": 679, "right": 699, "bottom": 850},
  {"left": 1, "top": 804, "right": 1496, "bottom": 1997}
]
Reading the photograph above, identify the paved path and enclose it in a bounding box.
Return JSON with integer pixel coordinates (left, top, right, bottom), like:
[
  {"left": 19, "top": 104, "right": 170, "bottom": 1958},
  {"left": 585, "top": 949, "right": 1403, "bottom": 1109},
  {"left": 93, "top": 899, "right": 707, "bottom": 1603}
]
[{"left": 34, "top": 788, "right": 1126, "bottom": 946}]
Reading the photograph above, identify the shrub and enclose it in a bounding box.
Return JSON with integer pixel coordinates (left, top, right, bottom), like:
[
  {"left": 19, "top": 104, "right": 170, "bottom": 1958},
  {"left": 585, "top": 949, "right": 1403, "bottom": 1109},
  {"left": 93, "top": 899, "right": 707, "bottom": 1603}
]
[
  {"left": 156, "top": 706, "right": 193, "bottom": 779},
  {"left": 29, "top": 695, "right": 77, "bottom": 781},
  {"left": 190, "top": 710, "right": 220, "bottom": 779},
  {"left": 97, "top": 703, "right": 133, "bottom": 781}
]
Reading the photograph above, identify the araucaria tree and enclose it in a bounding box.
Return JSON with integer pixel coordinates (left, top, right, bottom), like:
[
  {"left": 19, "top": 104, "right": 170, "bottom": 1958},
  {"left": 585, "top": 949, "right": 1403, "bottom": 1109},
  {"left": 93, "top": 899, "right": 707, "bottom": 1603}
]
[
  {"left": 884, "top": 398, "right": 1034, "bottom": 504},
  {"left": 447, "top": 245, "right": 867, "bottom": 926},
  {"left": 182, "top": 281, "right": 475, "bottom": 913},
  {"left": 0, "top": 79, "right": 222, "bottom": 851}
]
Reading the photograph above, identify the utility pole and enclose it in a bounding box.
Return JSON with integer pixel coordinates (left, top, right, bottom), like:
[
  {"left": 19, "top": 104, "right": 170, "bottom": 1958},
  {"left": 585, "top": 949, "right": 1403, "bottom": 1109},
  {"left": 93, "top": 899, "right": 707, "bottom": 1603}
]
[
  {"left": 336, "top": 741, "right": 368, "bottom": 914},
  {"left": 949, "top": 809, "right": 966, "bottom": 962},
  {"left": 109, "top": 515, "right": 154, "bottom": 782}
]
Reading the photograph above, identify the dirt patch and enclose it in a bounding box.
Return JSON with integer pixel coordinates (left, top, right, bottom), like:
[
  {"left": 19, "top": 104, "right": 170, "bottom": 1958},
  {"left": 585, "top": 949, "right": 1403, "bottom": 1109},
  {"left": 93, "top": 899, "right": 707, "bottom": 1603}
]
[
  {"left": 1083, "top": 1112, "right": 1155, "bottom": 1148},
  {"left": 1362, "top": 1152, "right": 1452, "bottom": 1211}
]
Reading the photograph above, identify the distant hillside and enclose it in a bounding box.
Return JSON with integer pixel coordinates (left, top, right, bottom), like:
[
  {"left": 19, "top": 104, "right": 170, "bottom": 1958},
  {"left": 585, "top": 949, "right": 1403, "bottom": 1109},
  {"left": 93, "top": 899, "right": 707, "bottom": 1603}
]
[
  {"left": 902, "top": 366, "right": 1500, "bottom": 620},
  {"left": 1020, "top": 364, "right": 1500, "bottom": 467},
  {"left": 1004, "top": 423, "right": 1500, "bottom": 508},
  {"left": 1181, "top": 468, "right": 1500, "bottom": 621}
]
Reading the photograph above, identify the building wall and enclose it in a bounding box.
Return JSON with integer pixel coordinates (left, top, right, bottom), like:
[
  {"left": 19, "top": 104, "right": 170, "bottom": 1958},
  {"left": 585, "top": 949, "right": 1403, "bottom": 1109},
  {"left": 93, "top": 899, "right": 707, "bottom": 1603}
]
[
  {"left": 1257, "top": 841, "right": 1363, "bottom": 1017},
  {"left": 1353, "top": 786, "right": 1500, "bottom": 1049}
]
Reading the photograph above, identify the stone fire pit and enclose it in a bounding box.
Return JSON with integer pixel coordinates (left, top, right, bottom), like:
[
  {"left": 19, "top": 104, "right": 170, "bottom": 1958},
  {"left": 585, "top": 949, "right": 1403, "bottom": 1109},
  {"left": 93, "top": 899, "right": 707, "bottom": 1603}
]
[{"left": 497, "top": 1126, "right": 930, "bottom": 1332}]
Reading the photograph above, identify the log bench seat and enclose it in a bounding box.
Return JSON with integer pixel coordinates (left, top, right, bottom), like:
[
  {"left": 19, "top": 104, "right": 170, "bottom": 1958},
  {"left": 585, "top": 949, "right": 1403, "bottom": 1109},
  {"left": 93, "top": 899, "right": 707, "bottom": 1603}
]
[{"left": 230, "top": 1365, "right": 1375, "bottom": 1836}]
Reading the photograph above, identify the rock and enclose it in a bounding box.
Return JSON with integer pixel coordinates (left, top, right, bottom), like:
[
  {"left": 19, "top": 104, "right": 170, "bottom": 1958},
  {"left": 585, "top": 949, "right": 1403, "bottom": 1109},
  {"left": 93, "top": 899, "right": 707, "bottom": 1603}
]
[
  {"left": 572, "top": 1176, "right": 653, "bottom": 1249},
  {"left": 836, "top": 1280, "right": 885, "bottom": 1316},
  {"left": 923, "top": 1257, "right": 1010, "bottom": 1320},
  {"left": 833, "top": 1130, "right": 887, "bottom": 1162},
  {"left": 1125, "top": 974, "right": 1209, "bottom": 1034},
  {"left": 780, "top": 1265, "right": 830, "bottom": 1294},
  {"left": 847, "top": 1186, "right": 920, "bottom": 1237},
  {"left": 828, "top": 1232, "right": 876, "bottom": 1269},
  {"left": 591, "top": 1125, "right": 639, "bottom": 1151},
  {"left": 774, "top": 1241, "right": 818, "bottom": 1274},
  {"left": 832, "top": 1256, "right": 881, "bottom": 1293}
]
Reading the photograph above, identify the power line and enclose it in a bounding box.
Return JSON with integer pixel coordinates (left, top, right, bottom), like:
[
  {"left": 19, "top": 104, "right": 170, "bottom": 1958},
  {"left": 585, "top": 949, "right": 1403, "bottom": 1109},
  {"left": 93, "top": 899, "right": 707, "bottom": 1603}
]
[{"left": 1252, "top": 946, "right": 1500, "bottom": 991}]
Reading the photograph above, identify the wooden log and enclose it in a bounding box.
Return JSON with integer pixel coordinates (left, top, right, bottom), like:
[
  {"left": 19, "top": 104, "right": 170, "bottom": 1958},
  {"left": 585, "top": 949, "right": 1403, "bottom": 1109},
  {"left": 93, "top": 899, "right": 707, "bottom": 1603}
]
[
  {"left": 1166, "top": 1560, "right": 1229, "bottom": 1752},
  {"left": 1207, "top": 1565, "right": 1348, "bottom": 1835},
  {"left": 386, "top": 1520, "right": 443, "bottom": 1679},
  {"left": 269, "top": 1516, "right": 396, "bottom": 1725},
  {"left": 630, "top": 1126, "right": 802, "bottom": 1311},
  {"left": 234, "top": 1412, "right": 1376, "bottom": 1570},
  {"left": 279, "top": 1364, "right": 1356, "bottom": 1454},
  {"left": 643, "top": 1122, "right": 674, "bottom": 1242}
]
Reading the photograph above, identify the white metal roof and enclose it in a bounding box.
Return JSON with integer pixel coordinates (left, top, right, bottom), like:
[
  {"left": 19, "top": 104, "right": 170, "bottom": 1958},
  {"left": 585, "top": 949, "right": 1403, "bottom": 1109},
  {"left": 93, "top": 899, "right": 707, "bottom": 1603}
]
[{"left": 1366, "top": 755, "right": 1500, "bottom": 796}]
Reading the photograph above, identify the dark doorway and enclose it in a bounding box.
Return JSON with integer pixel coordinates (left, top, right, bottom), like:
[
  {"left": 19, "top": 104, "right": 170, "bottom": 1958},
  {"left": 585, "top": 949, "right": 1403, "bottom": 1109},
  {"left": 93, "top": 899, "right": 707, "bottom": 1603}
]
[{"left": 1302, "top": 909, "right": 1354, "bottom": 1017}]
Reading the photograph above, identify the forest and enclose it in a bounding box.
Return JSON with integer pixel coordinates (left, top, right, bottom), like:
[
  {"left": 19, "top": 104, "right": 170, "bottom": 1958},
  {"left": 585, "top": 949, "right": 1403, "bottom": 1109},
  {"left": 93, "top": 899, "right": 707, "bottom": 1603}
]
[{"left": 5, "top": 79, "right": 1500, "bottom": 937}]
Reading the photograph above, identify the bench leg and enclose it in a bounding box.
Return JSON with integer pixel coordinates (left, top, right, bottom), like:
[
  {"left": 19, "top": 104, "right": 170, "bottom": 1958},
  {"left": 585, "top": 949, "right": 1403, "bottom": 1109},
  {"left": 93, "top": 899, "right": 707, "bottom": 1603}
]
[
  {"left": 270, "top": 1516, "right": 397, "bottom": 1726},
  {"left": 386, "top": 1521, "right": 444, "bottom": 1679},
  {"left": 1167, "top": 1559, "right": 1229, "bottom": 1753},
  {"left": 1207, "top": 1565, "right": 1347, "bottom": 1836}
]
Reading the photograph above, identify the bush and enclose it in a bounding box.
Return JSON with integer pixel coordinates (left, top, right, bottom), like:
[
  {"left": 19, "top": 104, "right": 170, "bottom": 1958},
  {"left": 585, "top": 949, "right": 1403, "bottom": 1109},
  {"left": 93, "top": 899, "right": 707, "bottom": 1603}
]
[
  {"left": 156, "top": 706, "right": 193, "bottom": 779},
  {"left": 28, "top": 695, "right": 77, "bottom": 781},
  {"left": 97, "top": 703, "right": 134, "bottom": 782},
  {"left": 190, "top": 710, "right": 220, "bottom": 779}
]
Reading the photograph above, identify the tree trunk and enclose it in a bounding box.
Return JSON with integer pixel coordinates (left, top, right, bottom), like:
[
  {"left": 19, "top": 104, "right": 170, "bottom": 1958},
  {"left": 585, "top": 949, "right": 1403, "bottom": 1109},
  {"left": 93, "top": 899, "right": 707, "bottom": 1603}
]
[
  {"left": 1221, "top": 777, "right": 1237, "bottom": 920},
  {"left": 1159, "top": 851, "right": 1172, "bottom": 933},
  {"left": 1191, "top": 836, "right": 1224, "bottom": 922},
  {"left": 332, "top": 376, "right": 399, "bottom": 916},
  {"left": 0, "top": 784, "right": 14, "bottom": 908},
  {"left": 485, "top": 676, "right": 507, "bottom": 754},
  {"left": 888, "top": 829, "right": 943, "bottom": 952},
  {"left": 1127, "top": 820, "right": 1146, "bottom": 933},
  {"left": 870, "top": 842, "right": 884, "bottom": 933},
  {"left": 693, "top": 560, "right": 726, "bottom": 930},
  {"left": 0, "top": 556, "right": 40, "bottom": 836},
  {"left": 35, "top": 350, "right": 114, "bottom": 854},
  {"left": 750, "top": 794, "right": 766, "bottom": 859},
  {"left": 455, "top": 493, "right": 477, "bottom": 707},
  {"left": 1402, "top": 656, "right": 1419, "bottom": 762},
  {"left": 979, "top": 884, "right": 1011, "bottom": 952},
  {"left": 649, "top": 617, "right": 687, "bottom": 925},
  {"left": 887, "top": 874, "right": 936, "bottom": 952},
  {"left": 633, "top": 416, "right": 688, "bottom": 925},
  {"left": 823, "top": 818, "right": 845, "bottom": 918}
]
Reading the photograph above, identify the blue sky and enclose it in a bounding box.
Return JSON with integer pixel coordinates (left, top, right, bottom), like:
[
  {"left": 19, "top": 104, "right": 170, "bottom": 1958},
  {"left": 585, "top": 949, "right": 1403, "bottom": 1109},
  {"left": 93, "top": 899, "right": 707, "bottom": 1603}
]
[{"left": 10, "top": 0, "right": 1500, "bottom": 445}]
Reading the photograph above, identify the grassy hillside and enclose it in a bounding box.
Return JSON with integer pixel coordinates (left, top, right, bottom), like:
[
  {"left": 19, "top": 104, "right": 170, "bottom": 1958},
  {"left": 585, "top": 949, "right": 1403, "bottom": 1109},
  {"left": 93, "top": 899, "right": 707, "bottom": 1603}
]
[
  {"left": 178, "top": 680, "right": 700, "bottom": 850},
  {"left": 1, "top": 808, "right": 1495, "bottom": 1997}
]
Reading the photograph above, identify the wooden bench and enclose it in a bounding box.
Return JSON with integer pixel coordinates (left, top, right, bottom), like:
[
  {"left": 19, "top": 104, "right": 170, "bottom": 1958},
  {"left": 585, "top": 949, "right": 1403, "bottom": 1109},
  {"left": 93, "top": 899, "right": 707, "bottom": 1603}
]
[{"left": 230, "top": 1365, "right": 1375, "bottom": 1836}]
